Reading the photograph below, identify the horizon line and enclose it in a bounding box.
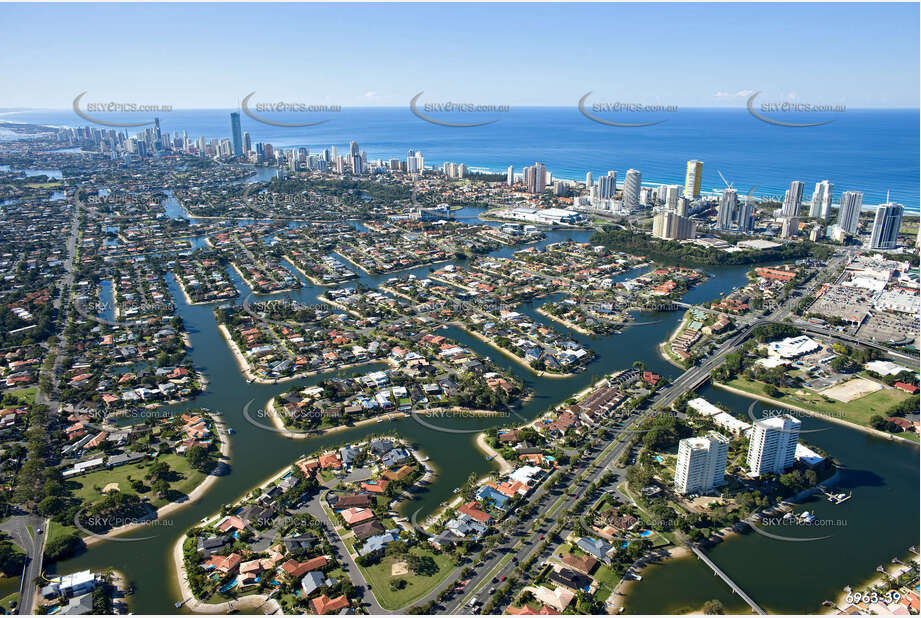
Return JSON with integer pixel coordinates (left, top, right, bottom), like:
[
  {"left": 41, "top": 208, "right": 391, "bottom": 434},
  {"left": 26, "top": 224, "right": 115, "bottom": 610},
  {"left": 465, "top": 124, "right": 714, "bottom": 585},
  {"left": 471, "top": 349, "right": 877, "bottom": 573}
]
[{"left": 2, "top": 105, "right": 920, "bottom": 112}]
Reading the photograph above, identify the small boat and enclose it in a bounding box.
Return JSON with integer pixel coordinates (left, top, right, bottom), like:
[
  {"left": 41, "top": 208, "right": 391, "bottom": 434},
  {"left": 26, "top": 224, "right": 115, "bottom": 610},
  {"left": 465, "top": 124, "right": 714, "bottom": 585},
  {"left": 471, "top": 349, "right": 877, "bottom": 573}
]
[
  {"left": 782, "top": 512, "right": 794, "bottom": 521},
  {"left": 227, "top": 427, "right": 235, "bottom": 435}
]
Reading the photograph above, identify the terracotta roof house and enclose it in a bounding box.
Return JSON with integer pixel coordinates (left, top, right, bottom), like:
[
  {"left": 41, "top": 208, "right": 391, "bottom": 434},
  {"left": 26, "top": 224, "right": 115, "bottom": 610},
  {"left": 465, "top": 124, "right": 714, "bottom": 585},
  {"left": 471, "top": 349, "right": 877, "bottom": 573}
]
[
  {"left": 340, "top": 507, "right": 374, "bottom": 527},
  {"left": 561, "top": 552, "right": 598, "bottom": 575},
  {"left": 458, "top": 501, "right": 493, "bottom": 524},
  {"left": 312, "top": 594, "right": 349, "bottom": 615}
]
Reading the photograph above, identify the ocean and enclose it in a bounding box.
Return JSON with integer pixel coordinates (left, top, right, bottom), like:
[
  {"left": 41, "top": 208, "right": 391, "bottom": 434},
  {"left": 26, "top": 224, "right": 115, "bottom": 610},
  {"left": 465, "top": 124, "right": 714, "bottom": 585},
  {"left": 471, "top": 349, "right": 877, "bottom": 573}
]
[{"left": 1, "top": 106, "right": 918, "bottom": 211}]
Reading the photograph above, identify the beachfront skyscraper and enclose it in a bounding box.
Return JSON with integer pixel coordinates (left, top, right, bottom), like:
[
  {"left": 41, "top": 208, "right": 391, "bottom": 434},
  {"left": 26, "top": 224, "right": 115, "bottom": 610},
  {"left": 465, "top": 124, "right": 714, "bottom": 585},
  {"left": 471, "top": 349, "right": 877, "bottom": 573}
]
[
  {"left": 837, "top": 191, "right": 864, "bottom": 234},
  {"left": 585, "top": 171, "right": 593, "bottom": 191},
  {"left": 230, "top": 112, "right": 243, "bottom": 156},
  {"left": 781, "top": 181, "right": 805, "bottom": 217},
  {"left": 674, "top": 432, "right": 729, "bottom": 495},
  {"left": 623, "top": 169, "right": 641, "bottom": 209},
  {"left": 868, "top": 202, "right": 904, "bottom": 250},
  {"left": 507, "top": 165, "right": 514, "bottom": 186},
  {"left": 524, "top": 162, "right": 546, "bottom": 194},
  {"left": 809, "top": 180, "right": 834, "bottom": 219},
  {"left": 597, "top": 171, "right": 617, "bottom": 200},
  {"left": 717, "top": 188, "right": 738, "bottom": 230},
  {"left": 664, "top": 184, "right": 681, "bottom": 211},
  {"left": 684, "top": 160, "right": 703, "bottom": 199},
  {"left": 746, "top": 415, "right": 801, "bottom": 477}
]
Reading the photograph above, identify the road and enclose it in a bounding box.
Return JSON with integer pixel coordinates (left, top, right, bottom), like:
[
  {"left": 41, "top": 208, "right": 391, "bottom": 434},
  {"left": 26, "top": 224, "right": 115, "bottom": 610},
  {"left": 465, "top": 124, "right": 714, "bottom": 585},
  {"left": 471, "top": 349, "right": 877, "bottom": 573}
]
[{"left": 0, "top": 514, "right": 48, "bottom": 614}]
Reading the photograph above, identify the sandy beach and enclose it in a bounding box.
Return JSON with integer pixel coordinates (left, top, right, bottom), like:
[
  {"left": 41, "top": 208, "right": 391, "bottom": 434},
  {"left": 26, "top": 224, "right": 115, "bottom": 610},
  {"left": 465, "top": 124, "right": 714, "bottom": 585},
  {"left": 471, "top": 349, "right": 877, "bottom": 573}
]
[
  {"left": 281, "top": 255, "right": 331, "bottom": 287},
  {"left": 535, "top": 306, "right": 595, "bottom": 336},
  {"left": 474, "top": 432, "right": 513, "bottom": 474},
  {"left": 84, "top": 411, "right": 232, "bottom": 548},
  {"left": 460, "top": 323, "right": 576, "bottom": 378},
  {"left": 264, "top": 396, "right": 410, "bottom": 439}
]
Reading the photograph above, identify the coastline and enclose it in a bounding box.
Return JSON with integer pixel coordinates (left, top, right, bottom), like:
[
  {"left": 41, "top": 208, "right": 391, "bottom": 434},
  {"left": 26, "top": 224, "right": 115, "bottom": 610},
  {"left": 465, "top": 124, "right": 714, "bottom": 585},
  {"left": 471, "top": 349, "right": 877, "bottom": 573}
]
[
  {"left": 826, "top": 553, "right": 921, "bottom": 614},
  {"left": 281, "top": 255, "right": 336, "bottom": 287},
  {"left": 84, "top": 411, "right": 232, "bottom": 548},
  {"left": 217, "top": 321, "right": 387, "bottom": 384},
  {"left": 534, "top": 306, "right": 595, "bottom": 336},
  {"left": 459, "top": 322, "right": 576, "bottom": 378},
  {"left": 712, "top": 381, "right": 920, "bottom": 446},
  {"left": 264, "top": 396, "right": 410, "bottom": 439},
  {"left": 229, "top": 260, "right": 301, "bottom": 297},
  {"left": 474, "top": 432, "right": 513, "bottom": 475},
  {"left": 611, "top": 469, "right": 842, "bottom": 612}
]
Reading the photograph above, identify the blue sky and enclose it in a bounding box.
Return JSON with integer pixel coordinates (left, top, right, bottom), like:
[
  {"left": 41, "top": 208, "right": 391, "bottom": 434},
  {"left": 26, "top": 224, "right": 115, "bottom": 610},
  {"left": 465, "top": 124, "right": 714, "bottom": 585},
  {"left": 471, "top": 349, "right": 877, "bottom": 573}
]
[{"left": 1, "top": 3, "right": 918, "bottom": 109}]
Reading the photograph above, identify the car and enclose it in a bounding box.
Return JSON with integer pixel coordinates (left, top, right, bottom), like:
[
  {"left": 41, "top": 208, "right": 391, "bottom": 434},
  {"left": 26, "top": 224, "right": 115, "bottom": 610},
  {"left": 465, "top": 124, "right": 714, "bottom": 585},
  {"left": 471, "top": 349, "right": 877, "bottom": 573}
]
[
  {"left": 492, "top": 577, "right": 498, "bottom": 583},
  {"left": 539, "top": 534, "right": 544, "bottom": 540},
  {"left": 499, "top": 575, "right": 507, "bottom": 582},
  {"left": 36, "top": 528, "right": 43, "bottom": 534}
]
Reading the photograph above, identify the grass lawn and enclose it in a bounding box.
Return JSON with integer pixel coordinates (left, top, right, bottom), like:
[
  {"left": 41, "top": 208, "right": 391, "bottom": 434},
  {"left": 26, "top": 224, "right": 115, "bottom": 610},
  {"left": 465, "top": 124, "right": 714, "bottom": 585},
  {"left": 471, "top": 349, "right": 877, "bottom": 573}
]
[
  {"left": 4, "top": 387, "right": 36, "bottom": 406},
  {"left": 46, "top": 520, "right": 80, "bottom": 545},
  {"left": 723, "top": 376, "right": 916, "bottom": 440},
  {"left": 359, "top": 546, "right": 455, "bottom": 610},
  {"left": 0, "top": 591, "right": 18, "bottom": 614},
  {"left": 69, "top": 453, "right": 206, "bottom": 509}
]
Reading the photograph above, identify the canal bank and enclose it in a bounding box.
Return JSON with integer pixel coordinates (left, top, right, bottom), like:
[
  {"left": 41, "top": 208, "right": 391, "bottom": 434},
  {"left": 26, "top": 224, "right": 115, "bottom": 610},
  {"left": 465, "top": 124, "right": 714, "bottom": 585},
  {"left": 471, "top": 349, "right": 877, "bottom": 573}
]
[
  {"left": 621, "top": 384, "right": 920, "bottom": 615},
  {"left": 48, "top": 216, "right": 919, "bottom": 616}
]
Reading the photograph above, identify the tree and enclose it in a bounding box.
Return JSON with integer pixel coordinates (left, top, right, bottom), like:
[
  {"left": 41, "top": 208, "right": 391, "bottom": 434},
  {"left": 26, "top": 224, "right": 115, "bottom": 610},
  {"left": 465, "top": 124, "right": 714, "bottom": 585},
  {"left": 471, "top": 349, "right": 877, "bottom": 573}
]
[
  {"left": 186, "top": 445, "right": 211, "bottom": 472},
  {"left": 702, "top": 599, "right": 725, "bottom": 614},
  {"left": 153, "top": 479, "right": 170, "bottom": 498},
  {"left": 763, "top": 384, "right": 781, "bottom": 398},
  {"left": 37, "top": 495, "right": 63, "bottom": 516}
]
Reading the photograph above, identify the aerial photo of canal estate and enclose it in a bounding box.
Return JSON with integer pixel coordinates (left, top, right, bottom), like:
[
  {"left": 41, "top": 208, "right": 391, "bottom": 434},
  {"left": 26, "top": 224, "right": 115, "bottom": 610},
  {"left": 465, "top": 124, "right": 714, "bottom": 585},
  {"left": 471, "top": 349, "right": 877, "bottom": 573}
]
[{"left": 0, "top": 2, "right": 919, "bottom": 617}]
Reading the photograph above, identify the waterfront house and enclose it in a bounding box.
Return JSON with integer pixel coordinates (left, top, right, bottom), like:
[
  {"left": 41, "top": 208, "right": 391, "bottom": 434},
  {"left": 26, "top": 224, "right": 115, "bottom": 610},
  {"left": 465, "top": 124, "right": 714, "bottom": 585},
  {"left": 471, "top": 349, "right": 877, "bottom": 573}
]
[{"left": 311, "top": 594, "right": 350, "bottom": 615}]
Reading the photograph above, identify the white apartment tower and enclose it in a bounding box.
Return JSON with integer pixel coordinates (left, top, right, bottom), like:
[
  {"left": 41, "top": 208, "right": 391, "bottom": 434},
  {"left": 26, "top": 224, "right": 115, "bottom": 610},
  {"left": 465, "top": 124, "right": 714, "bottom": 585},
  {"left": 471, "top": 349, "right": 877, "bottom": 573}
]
[
  {"left": 837, "top": 191, "right": 863, "bottom": 234},
  {"left": 809, "top": 180, "right": 834, "bottom": 219},
  {"left": 597, "top": 171, "right": 617, "bottom": 200},
  {"left": 717, "top": 188, "right": 738, "bottom": 230},
  {"left": 868, "top": 202, "right": 904, "bottom": 250},
  {"left": 781, "top": 181, "right": 805, "bottom": 217},
  {"left": 746, "top": 415, "right": 801, "bottom": 477},
  {"left": 674, "top": 432, "right": 730, "bottom": 495},
  {"left": 623, "top": 169, "right": 641, "bottom": 209}
]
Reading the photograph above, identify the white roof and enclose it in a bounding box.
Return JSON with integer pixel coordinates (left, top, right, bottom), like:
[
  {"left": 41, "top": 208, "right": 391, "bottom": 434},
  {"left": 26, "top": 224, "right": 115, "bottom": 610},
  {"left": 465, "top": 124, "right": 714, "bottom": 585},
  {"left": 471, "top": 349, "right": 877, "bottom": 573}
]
[
  {"left": 756, "top": 356, "right": 790, "bottom": 369},
  {"left": 712, "top": 412, "right": 752, "bottom": 434},
  {"left": 769, "top": 335, "right": 820, "bottom": 359},
  {"left": 687, "top": 397, "right": 722, "bottom": 417},
  {"left": 509, "top": 465, "right": 542, "bottom": 485},
  {"left": 865, "top": 360, "right": 909, "bottom": 376},
  {"left": 795, "top": 443, "right": 825, "bottom": 465}
]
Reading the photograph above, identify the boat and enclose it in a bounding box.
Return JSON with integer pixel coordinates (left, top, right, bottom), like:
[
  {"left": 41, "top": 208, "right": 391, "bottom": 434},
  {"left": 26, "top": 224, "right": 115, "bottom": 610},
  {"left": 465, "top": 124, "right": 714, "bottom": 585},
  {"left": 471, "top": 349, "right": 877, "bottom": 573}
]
[
  {"left": 227, "top": 427, "right": 235, "bottom": 435},
  {"left": 782, "top": 512, "right": 795, "bottom": 521},
  {"left": 799, "top": 511, "right": 817, "bottom": 524}
]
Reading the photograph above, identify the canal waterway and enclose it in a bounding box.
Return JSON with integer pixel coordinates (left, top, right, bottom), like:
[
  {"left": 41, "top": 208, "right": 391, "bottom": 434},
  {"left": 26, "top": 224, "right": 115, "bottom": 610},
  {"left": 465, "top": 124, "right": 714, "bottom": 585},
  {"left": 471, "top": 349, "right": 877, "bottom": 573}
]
[{"left": 52, "top": 205, "right": 919, "bottom": 615}]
